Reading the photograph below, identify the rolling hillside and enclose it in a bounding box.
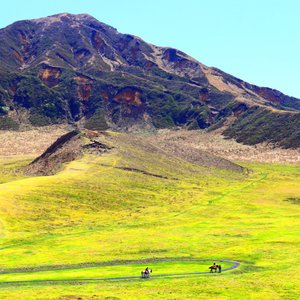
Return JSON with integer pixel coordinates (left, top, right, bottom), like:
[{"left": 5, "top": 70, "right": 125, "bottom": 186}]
[
  {"left": 0, "top": 13, "right": 299, "bottom": 147},
  {"left": 0, "top": 130, "right": 299, "bottom": 299}
]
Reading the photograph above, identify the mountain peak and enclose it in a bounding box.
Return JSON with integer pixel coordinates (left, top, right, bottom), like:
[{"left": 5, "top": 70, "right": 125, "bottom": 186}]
[
  {"left": 32, "top": 12, "right": 98, "bottom": 24},
  {"left": 0, "top": 14, "right": 299, "bottom": 148}
]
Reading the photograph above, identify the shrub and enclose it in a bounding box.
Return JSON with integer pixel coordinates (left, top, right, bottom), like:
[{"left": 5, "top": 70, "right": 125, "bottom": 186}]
[
  {"left": 85, "top": 109, "right": 109, "bottom": 130},
  {"left": 0, "top": 116, "right": 19, "bottom": 130}
]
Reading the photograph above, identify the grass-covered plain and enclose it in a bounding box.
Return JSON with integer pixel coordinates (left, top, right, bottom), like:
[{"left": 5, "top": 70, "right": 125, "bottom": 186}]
[
  {"left": 0, "top": 134, "right": 299, "bottom": 299},
  {"left": 0, "top": 260, "right": 233, "bottom": 283}
]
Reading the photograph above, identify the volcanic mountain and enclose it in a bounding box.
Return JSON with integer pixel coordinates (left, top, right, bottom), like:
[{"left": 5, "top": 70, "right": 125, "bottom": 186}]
[{"left": 0, "top": 13, "right": 299, "bottom": 147}]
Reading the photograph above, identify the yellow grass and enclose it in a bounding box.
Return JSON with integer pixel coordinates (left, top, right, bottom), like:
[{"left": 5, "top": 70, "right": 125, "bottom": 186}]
[{"left": 0, "top": 133, "right": 298, "bottom": 299}]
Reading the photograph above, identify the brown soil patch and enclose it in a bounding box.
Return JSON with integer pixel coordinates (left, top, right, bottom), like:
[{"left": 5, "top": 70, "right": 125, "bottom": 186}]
[
  {"left": 74, "top": 75, "right": 94, "bottom": 101},
  {"left": 24, "top": 131, "right": 82, "bottom": 175},
  {"left": 23, "top": 129, "right": 113, "bottom": 176},
  {"left": 145, "top": 129, "right": 300, "bottom": 165},
  {"left": 113, "top": 88, "right": 142, "bottom": 107},
  {"left": 0, "top": 126, "right": 69, "bottom": 157},
  {"left": 39, "top": 66, "right": 62, "bottom": 87},
  {"left": 11, "top": 49, "right": 24, "bottom": 63}
]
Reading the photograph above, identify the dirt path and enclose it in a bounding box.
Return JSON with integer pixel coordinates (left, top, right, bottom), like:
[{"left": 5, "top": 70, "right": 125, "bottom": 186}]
[{"left": 0, "top": 259, "right": 240, "bottom": 286}]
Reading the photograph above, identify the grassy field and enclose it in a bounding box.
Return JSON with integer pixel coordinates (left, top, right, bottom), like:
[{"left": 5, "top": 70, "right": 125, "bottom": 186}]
[
  {"left": 0, "top": 133, "right": 299, "bottom": 299},
  {"left": 0, "top": 260, "right": 234, "bottom": 282}
]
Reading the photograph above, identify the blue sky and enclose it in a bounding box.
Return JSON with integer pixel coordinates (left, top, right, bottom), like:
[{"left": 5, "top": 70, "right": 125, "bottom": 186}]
[{"left": 1, "top": 0, "right": 300, "bottom": 98}]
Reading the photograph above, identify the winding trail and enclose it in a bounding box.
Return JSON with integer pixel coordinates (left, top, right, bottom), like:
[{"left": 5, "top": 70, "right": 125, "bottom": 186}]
[{"left": 0, "top": 259, "right": 240, "bottom": 286}]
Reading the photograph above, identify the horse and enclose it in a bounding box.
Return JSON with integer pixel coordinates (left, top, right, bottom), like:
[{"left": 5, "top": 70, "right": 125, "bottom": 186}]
[
  {"left": 209, "top": 264, "right": 218, "bottom": 273},
  {"left": 141, "top": 268, "right": 152, "bottom": 278}
]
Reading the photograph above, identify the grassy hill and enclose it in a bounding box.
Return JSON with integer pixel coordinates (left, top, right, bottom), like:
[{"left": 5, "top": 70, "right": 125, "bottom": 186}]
[{"left": 0, "top": 132, "right": 299, "bottom": 299}]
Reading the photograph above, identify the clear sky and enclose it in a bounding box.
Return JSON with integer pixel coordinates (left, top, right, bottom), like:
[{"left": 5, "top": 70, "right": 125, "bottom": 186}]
[{"left": 1, "top": 0, "right": 300, "bottom": 98}]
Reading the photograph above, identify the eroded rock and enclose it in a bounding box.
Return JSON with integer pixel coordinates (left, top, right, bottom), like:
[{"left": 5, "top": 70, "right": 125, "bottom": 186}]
[{"left": 39, "top": 65, "right": 62, "bottom": 87}]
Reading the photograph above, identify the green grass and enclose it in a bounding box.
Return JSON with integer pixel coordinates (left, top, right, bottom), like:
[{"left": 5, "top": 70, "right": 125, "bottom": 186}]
[
  {"left": 0, "top": 157, "right": 31, "bottom": 184},
  {"left": 0, "top": 260, "right": 233, "bottom": 282},
  {"left": 0, "top": 135, "right": 299, "bottom": 299}
]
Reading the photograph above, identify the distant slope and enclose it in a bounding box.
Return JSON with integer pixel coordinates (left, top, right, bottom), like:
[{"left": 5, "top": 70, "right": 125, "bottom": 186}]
[
  {"left": 0, "top": 13, "right": 299, "bottom": 147},
  {"left": 24, "top": 130, "right": 244, "bottom": 175}
]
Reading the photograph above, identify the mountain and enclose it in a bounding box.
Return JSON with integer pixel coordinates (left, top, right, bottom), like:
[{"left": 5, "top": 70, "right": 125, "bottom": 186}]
[{"left": 0, "top": 13, "right": 299, "bottom": 147}]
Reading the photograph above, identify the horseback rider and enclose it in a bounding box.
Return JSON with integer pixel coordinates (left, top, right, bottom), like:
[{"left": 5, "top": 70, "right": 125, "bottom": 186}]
[{"left": 209, "top": 263, "right": 218, "bottom": 273}]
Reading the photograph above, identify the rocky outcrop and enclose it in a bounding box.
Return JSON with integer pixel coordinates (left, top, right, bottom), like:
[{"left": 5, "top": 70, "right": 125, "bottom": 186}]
[
  {"left": 24, "top": 130, "right": 113, "bottom": 176},
  {"left": 24, "top": 130, "right": 82, "bottom": 175},
  {"left": 74, "top": 75, "right": 94, "bottom": 101}
]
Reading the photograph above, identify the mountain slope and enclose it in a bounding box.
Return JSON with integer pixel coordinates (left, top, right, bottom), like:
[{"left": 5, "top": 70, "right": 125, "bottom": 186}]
[
  {"left": 24, "top": 129, "right": 244, "bottom": 176},
  {"left": 0, "top": 13, "right": 299, "bottom": 147}
]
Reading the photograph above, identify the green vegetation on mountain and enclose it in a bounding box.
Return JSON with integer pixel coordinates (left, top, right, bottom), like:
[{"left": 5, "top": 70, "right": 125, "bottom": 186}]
[
  {"left": 0, "top": 13, "right": 298, "bottom": 147},
  {"left": 224, "top": 107, "right": 300, "bottom": 148},
  {"left": 0, "top": 116, "right": 19, "bottom": 130}
]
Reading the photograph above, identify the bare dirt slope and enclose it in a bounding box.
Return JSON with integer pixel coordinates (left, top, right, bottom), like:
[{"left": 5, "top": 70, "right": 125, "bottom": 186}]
[
  {"left": 22, "top": 129, "right": 243, "bottom": 175},
  {"left": 113, "top": 133, "right": 244, "bottom": 173},
  {"left": 145, "top": 129, "right": 300, "bottom": 165},
  {"left": 0, "top": 125, "right": 68, "bottom": 157},
  {"left": 1, "top": 127, "right": 299, "bottom": 167},
  {"left": 23, "top": 130, "right": 83, "bottom": 176},
  {"left": 23, "top": 129, "right": 113, "bottom": 176}
]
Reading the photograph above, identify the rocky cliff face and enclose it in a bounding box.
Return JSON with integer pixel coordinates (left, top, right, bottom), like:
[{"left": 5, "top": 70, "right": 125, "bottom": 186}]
[{"left": 0, "top": 13, "right": 299, "bottom": 147}]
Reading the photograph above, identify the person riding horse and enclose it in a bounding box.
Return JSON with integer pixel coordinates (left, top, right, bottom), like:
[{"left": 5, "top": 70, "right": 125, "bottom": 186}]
[
  {"left": 209, "top": 263, "right": 222, "bottom": 273},
  {"left": 209, "top": 263, "right": 218, "bottom": 273},
  {"left": 141, "top": 267, "right": 152, "bottom": 278}
]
